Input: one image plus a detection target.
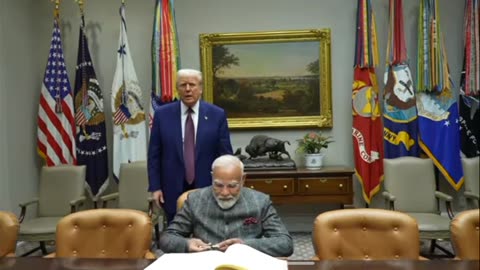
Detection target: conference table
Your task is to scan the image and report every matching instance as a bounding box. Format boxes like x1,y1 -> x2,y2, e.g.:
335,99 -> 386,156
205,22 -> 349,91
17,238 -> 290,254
0,257 -> 479,270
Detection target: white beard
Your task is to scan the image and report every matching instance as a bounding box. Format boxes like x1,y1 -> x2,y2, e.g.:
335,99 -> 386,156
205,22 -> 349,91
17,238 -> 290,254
215,194 -> 240,209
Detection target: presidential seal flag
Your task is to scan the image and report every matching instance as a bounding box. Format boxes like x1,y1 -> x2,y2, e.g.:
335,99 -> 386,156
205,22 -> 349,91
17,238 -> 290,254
74,13 -> 109,199
111,3 -> 147,180
416,0 -> 463,189
150,0 -> 181,130
459,0 -> 480,158
383,0 -> 419,158
37,16 -> 76,166
352,0 -> 384,204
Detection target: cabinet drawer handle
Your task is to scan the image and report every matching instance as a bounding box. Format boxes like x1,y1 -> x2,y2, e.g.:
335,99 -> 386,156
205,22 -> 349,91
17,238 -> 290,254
305,184 -> 309,189
339,183 -> 343,189
265,180 -> 272,184
283,185 -> 288,191
319,178 -> 328,183
250,186 -> 255,189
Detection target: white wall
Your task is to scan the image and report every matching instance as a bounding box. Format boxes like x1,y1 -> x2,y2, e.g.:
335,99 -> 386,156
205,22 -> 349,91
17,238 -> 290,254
0,0 -> 467,219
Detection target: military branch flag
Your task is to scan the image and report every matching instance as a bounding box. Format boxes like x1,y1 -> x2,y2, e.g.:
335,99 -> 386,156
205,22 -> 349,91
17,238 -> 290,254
459,0 -> 480,157
383,0 -> 419,158
416,0 -> 463,189
111,3 -> 147,180
352,0 -> 384,204
74,14 -> 109,199
150,0 -> 181,130
37,16 -> 77,166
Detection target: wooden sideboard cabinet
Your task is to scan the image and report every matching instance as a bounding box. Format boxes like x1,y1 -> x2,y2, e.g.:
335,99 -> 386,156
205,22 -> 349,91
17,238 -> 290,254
245,166 -> 354,208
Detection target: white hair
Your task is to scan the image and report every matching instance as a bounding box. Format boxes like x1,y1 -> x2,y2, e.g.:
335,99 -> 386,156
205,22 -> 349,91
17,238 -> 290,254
177,69 -> 202,83
211,154 -> 244,173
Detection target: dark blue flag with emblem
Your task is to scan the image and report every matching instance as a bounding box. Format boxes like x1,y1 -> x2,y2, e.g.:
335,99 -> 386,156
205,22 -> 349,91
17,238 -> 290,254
383,0 -> 419,158
459,0 -> 480,158
459,92 -> 480,157
416,0 -> 463,190
74,14 -> 109,200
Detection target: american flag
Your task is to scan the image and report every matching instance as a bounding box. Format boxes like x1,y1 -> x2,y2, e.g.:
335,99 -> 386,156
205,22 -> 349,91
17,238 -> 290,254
37,19 -> 76,166
113,103 -> 131,125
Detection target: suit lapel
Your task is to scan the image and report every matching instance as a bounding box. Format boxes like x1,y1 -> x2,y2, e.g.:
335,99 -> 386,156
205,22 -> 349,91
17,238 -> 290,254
172,102 -> 183,160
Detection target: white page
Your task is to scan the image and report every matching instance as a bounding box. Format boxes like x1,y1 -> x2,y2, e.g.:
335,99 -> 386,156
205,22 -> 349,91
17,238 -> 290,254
145,250 -> 224,270
222,244 -> 288,270
144,244 -> 288,270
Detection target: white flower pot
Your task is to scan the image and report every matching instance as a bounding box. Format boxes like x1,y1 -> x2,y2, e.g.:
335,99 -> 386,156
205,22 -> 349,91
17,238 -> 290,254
304,153 -> 324,169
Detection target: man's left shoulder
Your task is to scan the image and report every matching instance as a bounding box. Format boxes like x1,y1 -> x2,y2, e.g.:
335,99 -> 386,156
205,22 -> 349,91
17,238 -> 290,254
200,101 -> 225,114
242,187 -> 270,202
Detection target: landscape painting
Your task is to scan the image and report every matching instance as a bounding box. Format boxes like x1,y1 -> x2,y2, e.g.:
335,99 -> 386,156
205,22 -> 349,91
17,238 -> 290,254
200,29 -> 332,129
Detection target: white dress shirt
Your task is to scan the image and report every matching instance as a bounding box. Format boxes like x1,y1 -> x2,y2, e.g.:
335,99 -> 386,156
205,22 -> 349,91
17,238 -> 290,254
181,101 -> 199,145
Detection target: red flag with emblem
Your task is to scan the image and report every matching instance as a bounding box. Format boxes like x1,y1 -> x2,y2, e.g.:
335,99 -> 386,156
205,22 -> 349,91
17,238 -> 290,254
352,0 -> 384,204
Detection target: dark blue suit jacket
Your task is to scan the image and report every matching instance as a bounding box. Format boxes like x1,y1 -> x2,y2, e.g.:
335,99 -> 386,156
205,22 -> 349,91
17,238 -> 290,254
148,100 -> 232,217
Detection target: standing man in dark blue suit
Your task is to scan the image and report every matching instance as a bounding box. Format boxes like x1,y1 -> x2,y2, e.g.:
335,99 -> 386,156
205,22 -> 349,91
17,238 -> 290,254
148,68 -> 233,223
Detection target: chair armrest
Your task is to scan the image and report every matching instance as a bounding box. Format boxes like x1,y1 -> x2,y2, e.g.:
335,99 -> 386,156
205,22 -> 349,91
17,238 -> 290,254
434,191 -> 453,202
144,251 -> 156,259
435,191 -> 454,219
148,197 -> 155,217
382,191 -> 396,210
100,193 -> 119,208
44,253 -> 56,258
18,198 -> 39,222
69,196 -> 86,213
464,191 -> 480,201
19,198 -> 39,208
382,191 -> 396,201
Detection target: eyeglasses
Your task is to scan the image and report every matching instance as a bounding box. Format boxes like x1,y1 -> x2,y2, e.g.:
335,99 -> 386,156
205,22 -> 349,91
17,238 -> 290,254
213,180 -> 241,189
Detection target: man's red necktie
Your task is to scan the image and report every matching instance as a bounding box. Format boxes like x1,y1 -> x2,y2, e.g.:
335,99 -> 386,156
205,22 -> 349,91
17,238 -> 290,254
184,108 -> 195,184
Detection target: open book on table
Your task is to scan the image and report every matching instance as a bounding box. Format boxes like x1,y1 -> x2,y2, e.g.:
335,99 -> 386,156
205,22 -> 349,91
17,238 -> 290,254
145,243 -> 288,270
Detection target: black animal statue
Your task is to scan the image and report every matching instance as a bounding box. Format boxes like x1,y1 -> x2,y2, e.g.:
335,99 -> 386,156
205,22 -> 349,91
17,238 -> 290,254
245,135 -> 291,160
233,147 -> 248,161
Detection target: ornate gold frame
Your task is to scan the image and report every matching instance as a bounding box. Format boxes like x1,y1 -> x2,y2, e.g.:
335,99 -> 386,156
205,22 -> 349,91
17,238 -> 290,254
200,29 -> 332,129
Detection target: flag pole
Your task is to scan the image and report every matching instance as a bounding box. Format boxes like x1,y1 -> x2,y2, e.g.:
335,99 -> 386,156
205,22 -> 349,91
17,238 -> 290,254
52,0 -> 64,113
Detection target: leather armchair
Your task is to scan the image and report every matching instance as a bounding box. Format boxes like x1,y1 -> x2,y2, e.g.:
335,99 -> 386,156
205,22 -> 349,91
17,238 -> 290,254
383,157 -> 453,257
18,165 -> 86,255
176,189 -> 198,211
461,157 -> 479,209
0,211 -> 19,257
101,161 -> 165,248
49,209 -> 155,259
450,209 -> 479,260
312,208 -> 422,260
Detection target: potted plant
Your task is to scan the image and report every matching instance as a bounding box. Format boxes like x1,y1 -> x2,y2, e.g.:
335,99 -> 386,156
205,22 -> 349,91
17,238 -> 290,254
297,131 -> 334,169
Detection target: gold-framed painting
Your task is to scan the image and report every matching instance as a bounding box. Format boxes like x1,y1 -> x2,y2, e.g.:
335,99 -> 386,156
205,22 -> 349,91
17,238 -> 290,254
199,29 -> 332,129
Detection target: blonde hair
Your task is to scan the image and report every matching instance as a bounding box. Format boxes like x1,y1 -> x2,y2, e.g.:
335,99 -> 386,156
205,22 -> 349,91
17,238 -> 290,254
177,69 -> 202,83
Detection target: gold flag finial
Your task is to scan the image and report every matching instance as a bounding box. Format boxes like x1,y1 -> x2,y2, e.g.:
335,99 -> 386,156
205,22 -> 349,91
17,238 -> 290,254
74,0 -> 85,14
51,0 -> 61,18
